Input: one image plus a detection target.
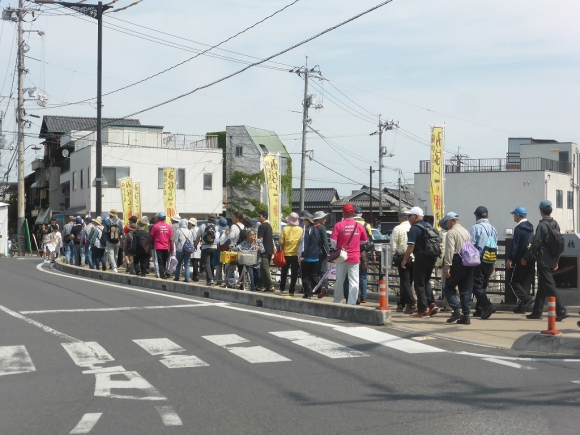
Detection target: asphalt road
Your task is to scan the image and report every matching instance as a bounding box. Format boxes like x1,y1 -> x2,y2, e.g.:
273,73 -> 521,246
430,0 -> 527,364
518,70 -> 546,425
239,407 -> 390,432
1,257 -> 579,435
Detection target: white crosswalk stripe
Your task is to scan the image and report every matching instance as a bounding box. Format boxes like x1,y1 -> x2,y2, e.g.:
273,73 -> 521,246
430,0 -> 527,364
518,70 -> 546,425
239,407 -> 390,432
0,345 -> 36,376
202,334 -> 291,364
270,330 -> 369,359
133,338 -> 209,368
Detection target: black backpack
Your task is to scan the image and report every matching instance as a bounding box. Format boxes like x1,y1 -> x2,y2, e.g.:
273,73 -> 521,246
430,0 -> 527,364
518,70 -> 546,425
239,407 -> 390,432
416,223 -> 442,258
236,223 -> 247,245
203,223 -> 216,244
541,221 -> 565,258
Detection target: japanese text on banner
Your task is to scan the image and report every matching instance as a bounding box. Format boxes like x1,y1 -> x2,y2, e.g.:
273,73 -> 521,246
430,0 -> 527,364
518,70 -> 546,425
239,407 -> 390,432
119,178 -> 134,226
430,126 -> 444,226
163,168 -> 178,220
263,154 -> 280,234
133,182 -> 141,219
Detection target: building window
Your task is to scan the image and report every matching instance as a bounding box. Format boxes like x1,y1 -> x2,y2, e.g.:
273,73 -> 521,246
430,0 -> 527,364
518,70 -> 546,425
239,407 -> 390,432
568,191 -> 574,209
556,190 -> 563,208
235,146 -> 243,157
72,171 -> 78,190
102,167 -> 130,188
259,144 -> 269,154
203,173 -> 212,190
559,151 -> 569,162
158,168 -> 185,189
80,169 -> 84,189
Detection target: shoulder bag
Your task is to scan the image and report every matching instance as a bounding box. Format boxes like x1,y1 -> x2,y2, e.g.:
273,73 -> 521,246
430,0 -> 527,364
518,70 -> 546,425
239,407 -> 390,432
329,224 -> 359,264
180,229 -> 196,254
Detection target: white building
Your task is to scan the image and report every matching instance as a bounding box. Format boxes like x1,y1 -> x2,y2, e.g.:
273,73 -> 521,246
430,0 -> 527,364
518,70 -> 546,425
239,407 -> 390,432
55,123 -> 223,219
414,138 -> 578,238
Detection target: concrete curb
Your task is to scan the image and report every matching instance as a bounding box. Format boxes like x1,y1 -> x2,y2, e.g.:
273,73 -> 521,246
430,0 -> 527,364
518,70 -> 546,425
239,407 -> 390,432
53,263 -> 391,326
511,332 -> 580,355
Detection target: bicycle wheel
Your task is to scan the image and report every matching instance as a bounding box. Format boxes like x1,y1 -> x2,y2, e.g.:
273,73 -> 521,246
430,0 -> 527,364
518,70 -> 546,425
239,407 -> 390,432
224,264 -> 238,288
242,266 -> 252,291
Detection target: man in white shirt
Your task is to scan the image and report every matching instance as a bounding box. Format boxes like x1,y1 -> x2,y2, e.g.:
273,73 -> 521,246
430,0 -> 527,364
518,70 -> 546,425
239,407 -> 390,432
391,210 -> 416,313
229,212 -> 245,245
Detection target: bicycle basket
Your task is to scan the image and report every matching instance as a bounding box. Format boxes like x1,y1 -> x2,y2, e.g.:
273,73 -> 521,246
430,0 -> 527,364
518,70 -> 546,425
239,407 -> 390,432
238,251 -> 258,265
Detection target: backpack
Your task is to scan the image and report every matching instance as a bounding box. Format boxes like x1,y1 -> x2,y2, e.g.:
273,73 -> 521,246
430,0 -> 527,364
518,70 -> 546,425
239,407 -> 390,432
461,240 -> 481,267
541,221 -> 565,258
203,223 -> 216,244
132,230 -> 149,254
88,227 -> 99,247
235,223 -> 247,245
416,224 -> 442,258
359,222 -> 374,253
478,223 -> 498,264
74,230 -> 82,244
127,232 -> 136,255
109,220 -> 120,244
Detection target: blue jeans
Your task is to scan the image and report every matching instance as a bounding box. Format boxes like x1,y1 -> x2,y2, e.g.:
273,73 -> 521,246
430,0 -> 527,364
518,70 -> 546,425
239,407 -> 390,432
175,251 -> 191,281
85,244 -> 94,269
64,241 -> 74,264
92,247 -> 106,270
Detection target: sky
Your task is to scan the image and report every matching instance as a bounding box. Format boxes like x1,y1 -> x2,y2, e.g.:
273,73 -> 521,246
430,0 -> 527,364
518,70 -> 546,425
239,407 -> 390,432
0,0 -> 579,197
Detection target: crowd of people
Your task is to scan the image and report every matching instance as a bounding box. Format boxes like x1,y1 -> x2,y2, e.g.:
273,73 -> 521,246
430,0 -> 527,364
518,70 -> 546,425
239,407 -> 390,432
391,199 -> 573,326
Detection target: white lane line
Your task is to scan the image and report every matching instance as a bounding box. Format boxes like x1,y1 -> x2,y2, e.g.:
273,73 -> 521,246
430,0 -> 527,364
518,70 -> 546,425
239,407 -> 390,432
133,338 -> 209,368
61,342 -> 115,369
202,334 -> 250,347
270,330 -> 368,359
228,346 -> 291,364
155,405 -> 183,426
0,303 -> 79,342
335,326 -> 447,354
482,357 -> 536,370
21,304 -> 208,314
69,413 -> 103,434
572,381 -> 580,384
456,351 -> 580,363
0,345 -> 36,376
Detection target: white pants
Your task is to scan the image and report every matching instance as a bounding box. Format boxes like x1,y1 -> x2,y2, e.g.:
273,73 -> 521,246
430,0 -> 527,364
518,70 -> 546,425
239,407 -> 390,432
334,262 -> 359,304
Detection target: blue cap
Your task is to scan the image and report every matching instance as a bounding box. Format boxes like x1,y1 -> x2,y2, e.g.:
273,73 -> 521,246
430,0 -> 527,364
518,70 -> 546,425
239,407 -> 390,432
354,206 -> 363,215
438,218 -> 446,228
75,217 -> 82,223
539,200 -> 552,210
510,206 -> 527,217
217,217 -> 228,228
443,212 -> 459,222
157,211 -> 166,219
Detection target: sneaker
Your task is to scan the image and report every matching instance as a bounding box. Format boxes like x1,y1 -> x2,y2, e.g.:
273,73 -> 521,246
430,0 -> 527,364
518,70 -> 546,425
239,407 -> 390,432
396,305 -> 405,313
289,292 -> 295,296
412,309 -> 430,318
173,278 -> 179,282
356,299 -> 361,305
523,298 -> 535,312
526,313 -> 543,320
577,321 -> 580,328
428,303 -> 439,317
183,280 -> 190,283
404,304 -> 417,315
556,310 -> 569,322
112,268 -> 118,273
480,304 -> 496,320
317,288 -> 326,299
302,294 -> 311,299
513,304 -> 526,314
446,311 -> 462,323
473,310 -> 482,318
457,316 -> 471,325
207,281 -> 216,286
360,298 -> 367,304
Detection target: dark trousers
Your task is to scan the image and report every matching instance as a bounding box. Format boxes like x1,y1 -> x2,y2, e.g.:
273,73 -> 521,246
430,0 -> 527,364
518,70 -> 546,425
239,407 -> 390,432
413,254 -> 436,312
280,255 -> 299,293
509,262 -> 535,303
301,261 -> 319,297
473,262 -> 494,310
92,247 -> 106,270
531,266 -> 566,315
134,252 -> 150,276
443,254 -> 474,316
201,248 -> 216,282
396,256 -> 415,307
317,253 -> 329,290
190,258 -> 199,278
155,249 -> 169,278
260,255 -> 273,289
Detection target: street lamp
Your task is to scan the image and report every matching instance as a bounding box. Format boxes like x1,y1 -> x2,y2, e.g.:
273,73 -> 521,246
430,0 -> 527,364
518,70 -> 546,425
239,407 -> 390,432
34,1 -> 112,217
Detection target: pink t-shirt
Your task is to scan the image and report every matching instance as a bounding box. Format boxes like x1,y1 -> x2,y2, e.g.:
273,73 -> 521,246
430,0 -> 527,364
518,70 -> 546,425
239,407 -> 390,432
149,221 -> 174,250
331,218 -> 368,263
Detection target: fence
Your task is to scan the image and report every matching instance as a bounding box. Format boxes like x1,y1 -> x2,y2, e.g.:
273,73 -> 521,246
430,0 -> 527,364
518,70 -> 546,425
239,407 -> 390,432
419,157 -> 571,175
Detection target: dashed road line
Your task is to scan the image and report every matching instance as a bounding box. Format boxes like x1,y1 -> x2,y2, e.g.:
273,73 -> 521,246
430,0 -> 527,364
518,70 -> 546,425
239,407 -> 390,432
69,413 -> 102,434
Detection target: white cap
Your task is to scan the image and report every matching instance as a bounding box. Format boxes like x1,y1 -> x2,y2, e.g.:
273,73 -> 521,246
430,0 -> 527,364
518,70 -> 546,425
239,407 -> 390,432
407,206 -> 424,217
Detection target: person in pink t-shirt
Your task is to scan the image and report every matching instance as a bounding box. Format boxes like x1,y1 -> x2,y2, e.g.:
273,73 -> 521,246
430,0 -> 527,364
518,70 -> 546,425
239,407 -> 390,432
146,212 -> 174,279
330,203 -> 368,304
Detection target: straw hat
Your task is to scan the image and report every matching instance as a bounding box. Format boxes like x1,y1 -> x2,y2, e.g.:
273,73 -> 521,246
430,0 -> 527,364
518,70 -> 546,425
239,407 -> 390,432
285,212 -> 299,226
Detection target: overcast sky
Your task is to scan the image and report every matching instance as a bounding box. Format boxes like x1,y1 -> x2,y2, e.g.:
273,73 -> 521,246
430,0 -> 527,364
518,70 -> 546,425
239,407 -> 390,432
1,0 -> 579,197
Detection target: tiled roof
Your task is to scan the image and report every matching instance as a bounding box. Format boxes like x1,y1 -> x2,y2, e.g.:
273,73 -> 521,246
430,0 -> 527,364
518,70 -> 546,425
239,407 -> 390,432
40,116 -> 141,137
332,188 -> 414,210
292,188 -> 339,204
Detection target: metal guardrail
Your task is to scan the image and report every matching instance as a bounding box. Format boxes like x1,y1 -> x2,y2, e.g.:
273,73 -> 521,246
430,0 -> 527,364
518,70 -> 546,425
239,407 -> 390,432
419,157 -> 571,175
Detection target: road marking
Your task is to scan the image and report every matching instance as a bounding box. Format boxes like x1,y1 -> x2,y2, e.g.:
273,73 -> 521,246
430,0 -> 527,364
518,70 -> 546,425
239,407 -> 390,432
94,370 -> 166,400
0,303 -> 79,342
270,330 -> 368,359
155,406 -> 183,426
202,334 -> 250,347
482,357 -> 536,370
0,345 -> 36,376
203,334 -> 290,363
61,342 -> 115,369
335,326 -> 447,354
69,413 -> 102,434
133,338 -> 209,368
21,304 -> 209,314
228,346 -> 291,363
456,351 -> 580,363
572,381 -> 580,384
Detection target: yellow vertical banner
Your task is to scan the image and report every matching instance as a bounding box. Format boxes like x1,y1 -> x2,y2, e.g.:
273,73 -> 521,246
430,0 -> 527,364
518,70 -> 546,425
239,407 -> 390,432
263,154 -> 280,234
133,182 -> 141,219
163,168 -> 178,220
430,126 -> 444,226
119,177 -> 134,226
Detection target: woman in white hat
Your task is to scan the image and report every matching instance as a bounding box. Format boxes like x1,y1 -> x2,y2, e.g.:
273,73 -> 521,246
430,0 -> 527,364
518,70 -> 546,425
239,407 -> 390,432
278,212 -> 303,296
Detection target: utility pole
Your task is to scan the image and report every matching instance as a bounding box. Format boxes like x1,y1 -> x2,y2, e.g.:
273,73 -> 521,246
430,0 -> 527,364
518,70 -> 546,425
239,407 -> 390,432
398,169 -> 402,212
371,116 -> 398,216
16,0 -> 26,256
290,58 -> 322,212
369,166 -> 376,227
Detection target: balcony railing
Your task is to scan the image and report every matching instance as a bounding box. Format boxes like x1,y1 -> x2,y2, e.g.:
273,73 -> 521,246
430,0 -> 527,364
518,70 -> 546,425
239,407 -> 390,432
419,157 -> 571,175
